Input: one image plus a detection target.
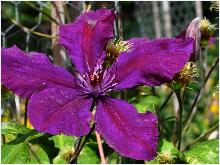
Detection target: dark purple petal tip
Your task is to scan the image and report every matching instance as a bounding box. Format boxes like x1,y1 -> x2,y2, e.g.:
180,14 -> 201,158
1,45 -> 77,98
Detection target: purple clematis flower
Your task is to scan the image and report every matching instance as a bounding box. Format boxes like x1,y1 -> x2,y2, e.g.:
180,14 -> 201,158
1,9 -> 194,160
176,17 -> 201,62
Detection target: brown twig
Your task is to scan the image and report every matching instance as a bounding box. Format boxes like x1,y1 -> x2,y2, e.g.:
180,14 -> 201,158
95,131 -> 106,164
9,18 -> 57,39
24,1 -> 60,25
51,1 -> 65,66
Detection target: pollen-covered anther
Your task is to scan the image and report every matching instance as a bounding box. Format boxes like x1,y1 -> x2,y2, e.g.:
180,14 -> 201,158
172,62 -> 199,86
104,38 -> 132,67
106,37 -> 132,56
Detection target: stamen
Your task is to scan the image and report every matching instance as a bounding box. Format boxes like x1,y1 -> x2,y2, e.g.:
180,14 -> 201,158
104,37 -> 132,68
90,70 -> 103,87
172,62 -> 199,87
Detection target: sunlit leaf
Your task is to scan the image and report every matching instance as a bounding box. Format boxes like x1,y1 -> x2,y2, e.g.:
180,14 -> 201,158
30,133 -> 59,163
134,95 -> 160,113
50,134 -> 75,148
28,144 -> 50,164
1,142 -> 29,164
2,123 -> 31,137
78,144 -> 100,164
107,152 -> 119,164
185,139 -> 219,164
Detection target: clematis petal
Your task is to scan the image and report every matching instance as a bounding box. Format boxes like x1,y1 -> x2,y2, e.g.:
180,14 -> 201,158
95,96 -> 158,160
1,46 -> 78,98
111,38 -> 194,90
176,17 -> 201,62
59,9 -> 115,74
128,37 -> 150,45
28,88 -> 93,136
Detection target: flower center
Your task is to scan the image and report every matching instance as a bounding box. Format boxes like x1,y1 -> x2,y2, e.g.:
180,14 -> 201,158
90,70 -> 103,87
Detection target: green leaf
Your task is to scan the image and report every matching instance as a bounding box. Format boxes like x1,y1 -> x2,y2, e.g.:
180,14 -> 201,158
145,158 -> 160,164
2,123 -> 31,137
28,144 -> 50,164
50,134 -> 75,148
30,134 -> 59,164
185,139 -> 219,164
53,143 -> 100,164
2,123 -> 59,164
107,152 -> 119,164
7,130 -> 40,145
78,144 -> 100,164
145,139 -> 184,164
1,142 -> 29,164
51,134 -> 75,163
134,96 -> 160,113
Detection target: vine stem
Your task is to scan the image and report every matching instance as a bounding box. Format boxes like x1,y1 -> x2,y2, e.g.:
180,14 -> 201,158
24,99 -> 28,126
183,57 -> 219,133
172,90 -> 183,150
69,124 -> 96,164
69,100 -> 96,164
182,123 -> 219,151
158,91 -> 173,112
95,131 -> 106,164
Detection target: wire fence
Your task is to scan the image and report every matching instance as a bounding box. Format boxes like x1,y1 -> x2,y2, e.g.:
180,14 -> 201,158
1,1 -> 203,51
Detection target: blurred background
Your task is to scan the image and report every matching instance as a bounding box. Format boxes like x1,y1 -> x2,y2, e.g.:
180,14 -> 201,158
1,1 -> 219,164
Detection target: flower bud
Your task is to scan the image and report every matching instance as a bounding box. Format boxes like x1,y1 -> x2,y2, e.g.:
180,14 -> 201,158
176,17 -> 201,62
60,146 -> 74,163
199,18 -> 216,46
